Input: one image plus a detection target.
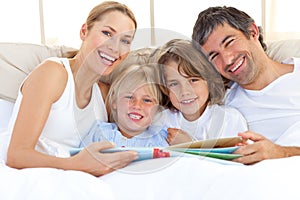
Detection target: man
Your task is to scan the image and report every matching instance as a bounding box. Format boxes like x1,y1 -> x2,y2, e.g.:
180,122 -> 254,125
192,6 -> 300,164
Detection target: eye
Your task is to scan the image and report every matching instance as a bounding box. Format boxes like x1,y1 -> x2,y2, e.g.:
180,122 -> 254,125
225,38 -> 234,48
124,95 -> 133,100
121,38 -> 132,45
209,38 -> 235,61
102,31 -> 111,37
189,78 -> 200,83
143,98 -> 154,103
209,53 -> 218,62
167,81 -> 178,88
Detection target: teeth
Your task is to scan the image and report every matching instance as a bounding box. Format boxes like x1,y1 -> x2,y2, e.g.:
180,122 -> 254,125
128,113 -> 142,119
231,59 -> 243,72
100,52 -> 116,62
181,98 -> 195,104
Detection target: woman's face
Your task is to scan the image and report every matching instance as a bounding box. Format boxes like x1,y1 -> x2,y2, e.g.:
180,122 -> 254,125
80,11 -> 136,76
165,60 -> 209,121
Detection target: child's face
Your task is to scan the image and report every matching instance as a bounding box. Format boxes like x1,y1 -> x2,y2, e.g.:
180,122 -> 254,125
165,60 -> 209,121
113,85 -> 159,137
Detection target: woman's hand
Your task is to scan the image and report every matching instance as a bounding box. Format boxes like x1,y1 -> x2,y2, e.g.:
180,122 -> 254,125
71,141 -> 138,176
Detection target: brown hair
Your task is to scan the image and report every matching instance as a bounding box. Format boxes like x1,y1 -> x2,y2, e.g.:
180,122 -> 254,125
157,39 -> 225,111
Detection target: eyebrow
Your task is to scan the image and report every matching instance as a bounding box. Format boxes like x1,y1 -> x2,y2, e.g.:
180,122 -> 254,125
122,91 -> 133,95
104,25 -> 116,33
104,25 -> 134,38
166,79 -> 177,83
221,35 -> 233,45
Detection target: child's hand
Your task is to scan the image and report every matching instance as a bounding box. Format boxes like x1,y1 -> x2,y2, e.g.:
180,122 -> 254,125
167,128 -> 193,145
70,141 -> 138,176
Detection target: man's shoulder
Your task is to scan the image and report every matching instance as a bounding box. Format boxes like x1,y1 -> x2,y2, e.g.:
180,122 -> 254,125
224,83 -> 241,103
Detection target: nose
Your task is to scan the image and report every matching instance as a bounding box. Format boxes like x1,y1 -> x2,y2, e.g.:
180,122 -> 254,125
180,81 -> 193,97
220,49 -> 234,67
131,98 -> 142,109
106,35 -> 120,54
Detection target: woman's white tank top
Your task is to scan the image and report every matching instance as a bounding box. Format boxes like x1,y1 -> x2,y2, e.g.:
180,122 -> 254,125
8,57 -> 108,156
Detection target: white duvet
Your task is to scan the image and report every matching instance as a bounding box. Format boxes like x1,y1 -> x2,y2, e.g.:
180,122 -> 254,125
1,99 -> 300,200
0,154 -> 300,200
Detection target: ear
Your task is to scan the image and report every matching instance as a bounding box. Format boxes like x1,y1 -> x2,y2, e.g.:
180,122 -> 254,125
80,23 -> 88,40
112,100 -> 117,110
248,23 -> 259,39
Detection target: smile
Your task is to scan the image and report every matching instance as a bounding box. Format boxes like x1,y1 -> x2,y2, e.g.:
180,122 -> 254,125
128,113 -> 143,120
99,51 -> 117,62
181,98 -> 197,104
230,58 -> 244,73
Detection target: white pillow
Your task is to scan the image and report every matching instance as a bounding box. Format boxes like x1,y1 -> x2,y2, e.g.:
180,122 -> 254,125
0,42 -> 76,102
266,39 -> 300,62
1,39 -> 300,104
0,39 -> 300,138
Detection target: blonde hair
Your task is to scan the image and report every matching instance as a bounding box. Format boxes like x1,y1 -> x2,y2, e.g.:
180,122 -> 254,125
101,47 -> 159,84
157,39 -> 225,110
86,1 -> 137,31
67,1 -> 137,58
106,64 -> 162,122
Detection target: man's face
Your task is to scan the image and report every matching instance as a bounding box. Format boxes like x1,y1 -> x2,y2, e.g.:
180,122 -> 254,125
201,23 -> 259,86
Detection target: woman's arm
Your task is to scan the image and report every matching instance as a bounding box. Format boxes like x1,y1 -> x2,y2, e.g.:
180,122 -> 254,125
7,59 -> 68,169
6,60 -> 137,176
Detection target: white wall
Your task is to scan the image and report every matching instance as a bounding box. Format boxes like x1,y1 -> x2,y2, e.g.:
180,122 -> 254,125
0,0 -> 299,49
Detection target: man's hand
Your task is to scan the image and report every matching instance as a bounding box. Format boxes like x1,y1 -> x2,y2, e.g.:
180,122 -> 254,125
233,131 -> 289,165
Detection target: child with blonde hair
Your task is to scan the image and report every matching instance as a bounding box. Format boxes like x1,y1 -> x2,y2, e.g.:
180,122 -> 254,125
155,39 -> 248,145
81,48 -> 168,147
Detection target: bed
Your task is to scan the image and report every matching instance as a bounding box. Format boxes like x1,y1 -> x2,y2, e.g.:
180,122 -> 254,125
1,40 -> 300,200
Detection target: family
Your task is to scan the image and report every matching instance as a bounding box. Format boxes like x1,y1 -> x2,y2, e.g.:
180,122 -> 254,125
4,1 -> 300,177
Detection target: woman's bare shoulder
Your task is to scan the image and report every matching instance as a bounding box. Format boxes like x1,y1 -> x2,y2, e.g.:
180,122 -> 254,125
22,58 -> 69,102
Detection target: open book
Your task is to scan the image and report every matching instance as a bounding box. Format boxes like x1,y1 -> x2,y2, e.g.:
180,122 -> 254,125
166,136 -> 242,160
70,137 -> 243,165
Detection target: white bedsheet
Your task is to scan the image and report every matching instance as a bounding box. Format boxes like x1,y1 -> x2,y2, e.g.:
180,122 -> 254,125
0,99 -> 13,133
0,159 -> 114,200
102,156 -> 300,200
1,99 -> 300,200
0,155 -> 299,200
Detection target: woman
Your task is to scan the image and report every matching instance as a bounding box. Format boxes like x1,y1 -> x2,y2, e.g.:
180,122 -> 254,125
6,1 -> 138,177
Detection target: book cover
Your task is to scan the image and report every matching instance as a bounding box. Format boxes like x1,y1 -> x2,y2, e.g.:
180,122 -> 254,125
70,137 -> 243,164
166,136 -> 243,161
167,136 -> 243,149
